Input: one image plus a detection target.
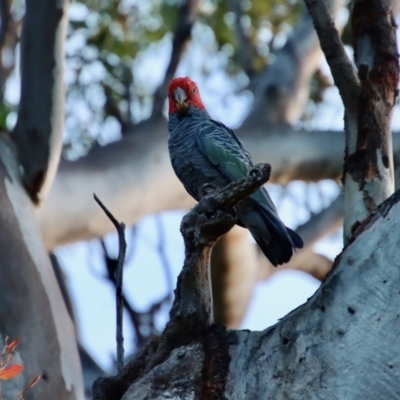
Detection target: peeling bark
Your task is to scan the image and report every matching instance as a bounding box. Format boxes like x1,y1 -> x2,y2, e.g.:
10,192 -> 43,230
343,0 -> 399,240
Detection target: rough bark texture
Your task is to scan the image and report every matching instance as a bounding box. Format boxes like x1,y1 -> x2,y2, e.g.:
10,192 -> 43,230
0,137 -> 84,400
12,0 -> 69,204
92,166 -> 400,399
343,0 -> 398,240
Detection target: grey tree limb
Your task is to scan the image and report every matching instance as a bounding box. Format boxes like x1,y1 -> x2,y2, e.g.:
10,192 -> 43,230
11,0 -> 69,204
296,193 -> 343,245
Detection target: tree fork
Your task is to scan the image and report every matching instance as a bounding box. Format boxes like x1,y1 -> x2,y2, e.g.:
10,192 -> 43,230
92,164 -> 271,400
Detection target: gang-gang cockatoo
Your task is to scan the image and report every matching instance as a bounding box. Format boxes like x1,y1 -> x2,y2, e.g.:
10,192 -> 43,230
167,77 -> 303,266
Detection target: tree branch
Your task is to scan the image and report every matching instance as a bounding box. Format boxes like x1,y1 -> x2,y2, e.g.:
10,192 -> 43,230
170,163 -> 271,326
11,0 -> 70,204
303,0 -> 360,112
211,226 -> 259,328
94,194 -> 126,373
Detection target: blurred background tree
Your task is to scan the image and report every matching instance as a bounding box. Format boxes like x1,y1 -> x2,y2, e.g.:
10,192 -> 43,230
0,0 -> 399,398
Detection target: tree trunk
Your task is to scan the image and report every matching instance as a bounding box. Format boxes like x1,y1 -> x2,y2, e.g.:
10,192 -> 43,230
0,137 -> 83,400
343,0 -> 398,242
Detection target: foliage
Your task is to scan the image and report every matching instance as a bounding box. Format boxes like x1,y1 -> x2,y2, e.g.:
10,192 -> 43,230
0,337 -> 40,400
62,0 -> 307,158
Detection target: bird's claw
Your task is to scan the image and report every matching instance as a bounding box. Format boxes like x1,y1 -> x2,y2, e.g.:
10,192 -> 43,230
249,167 -> 261,178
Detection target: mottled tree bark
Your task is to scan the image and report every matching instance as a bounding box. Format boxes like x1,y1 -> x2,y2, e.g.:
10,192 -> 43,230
344,0 -> 398,240
305,0 -> 399,243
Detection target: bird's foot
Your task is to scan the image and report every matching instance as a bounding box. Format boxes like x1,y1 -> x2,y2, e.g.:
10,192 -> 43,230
249,163 -> 271,179
249,167 -> 262,178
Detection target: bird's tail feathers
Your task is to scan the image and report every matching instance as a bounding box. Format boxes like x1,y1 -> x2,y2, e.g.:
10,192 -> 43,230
239,201 -> 303,266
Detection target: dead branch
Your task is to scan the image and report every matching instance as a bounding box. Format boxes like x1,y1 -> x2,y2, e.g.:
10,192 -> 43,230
94,194 -> 127,373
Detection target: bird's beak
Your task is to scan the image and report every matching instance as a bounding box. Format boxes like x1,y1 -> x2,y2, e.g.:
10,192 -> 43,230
174,87 -> 188,113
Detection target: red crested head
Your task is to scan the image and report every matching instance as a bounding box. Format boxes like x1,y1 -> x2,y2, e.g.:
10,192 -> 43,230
167,77 -> 206,115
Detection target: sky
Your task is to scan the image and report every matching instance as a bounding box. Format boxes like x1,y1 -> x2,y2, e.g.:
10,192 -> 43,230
28,2 -> 400,374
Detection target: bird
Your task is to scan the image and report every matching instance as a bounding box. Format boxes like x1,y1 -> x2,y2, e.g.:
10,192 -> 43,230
167,77 -> 303,266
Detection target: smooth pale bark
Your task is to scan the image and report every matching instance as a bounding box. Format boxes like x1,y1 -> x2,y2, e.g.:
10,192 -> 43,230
12,0 -> 69,204
0,137 -> 84,400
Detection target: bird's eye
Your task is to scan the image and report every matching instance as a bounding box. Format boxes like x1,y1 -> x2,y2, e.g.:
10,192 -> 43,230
192,87 -> 196,94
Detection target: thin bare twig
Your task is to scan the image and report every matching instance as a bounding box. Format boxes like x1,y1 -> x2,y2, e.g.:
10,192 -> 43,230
94,194 -> 126,373
303,0 -> 360,112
